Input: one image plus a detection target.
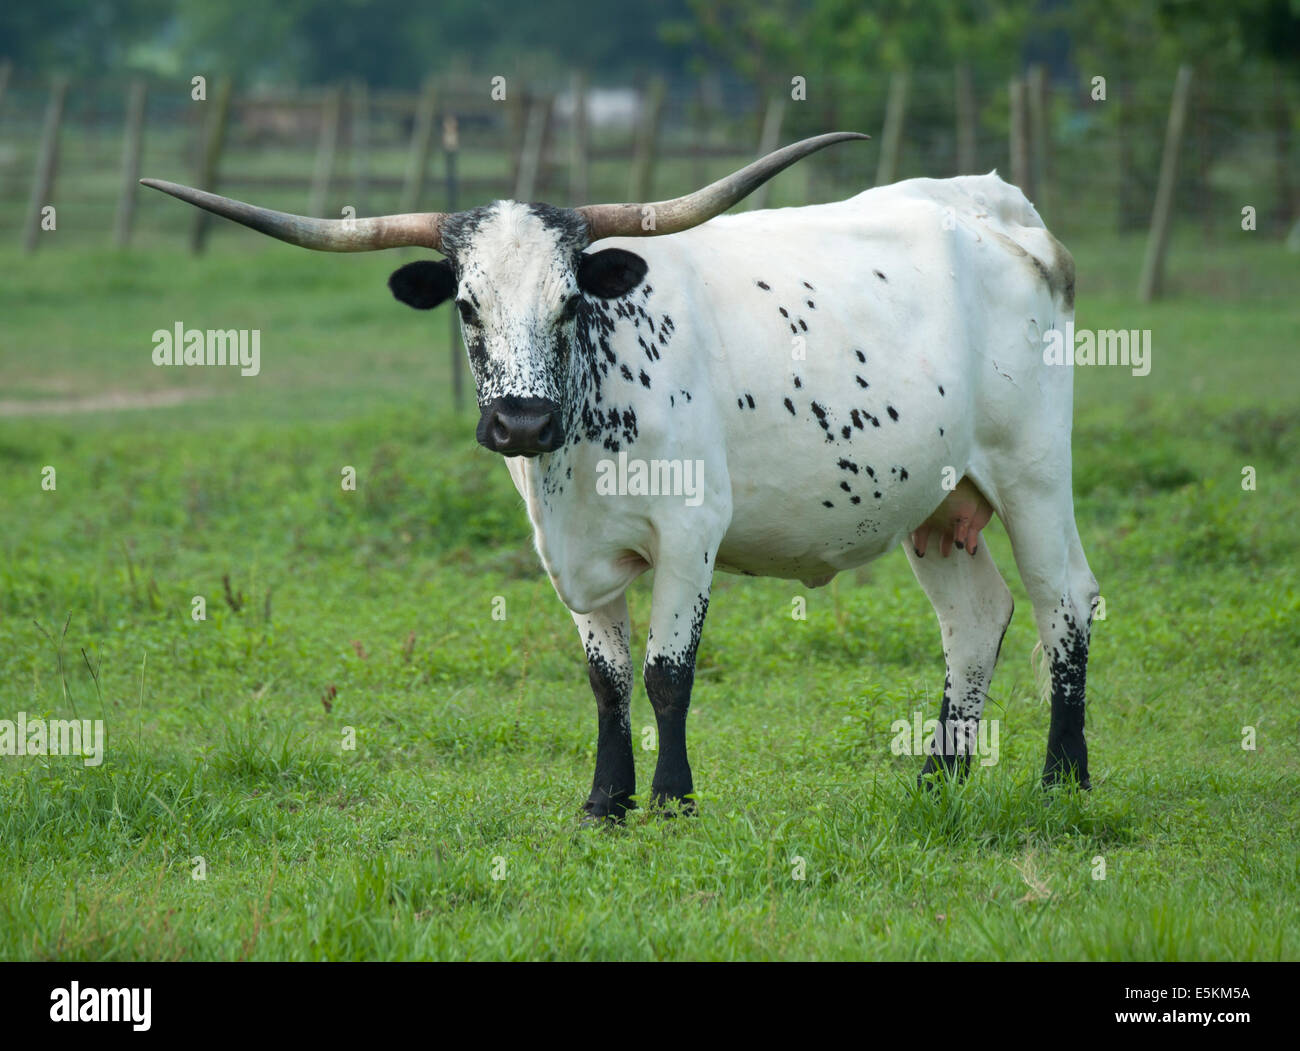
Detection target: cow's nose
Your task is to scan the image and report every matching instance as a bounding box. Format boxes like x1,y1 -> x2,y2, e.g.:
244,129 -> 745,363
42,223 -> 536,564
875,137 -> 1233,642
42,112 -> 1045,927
477,397 -> 565,457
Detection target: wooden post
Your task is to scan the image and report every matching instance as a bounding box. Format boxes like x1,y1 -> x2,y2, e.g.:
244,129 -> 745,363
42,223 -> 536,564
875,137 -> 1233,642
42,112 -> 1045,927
514,96 -> 549,202
444,114 -> 464,412
401,76 -> 438,212
1027,64 -> 1049,216
568,71 -> 588,206
23,77 -> 68,253
875,70 -> 909,187
748,96 -> 786,210
190,76 -> 232,253
114,80 -> 147,247
350,79 -> 369,216
1138,65 -> 1194,303
955,63 -> 977,174
628,77 -> 665,200
309,85 -> 342,216
1008,76 -> 1031,197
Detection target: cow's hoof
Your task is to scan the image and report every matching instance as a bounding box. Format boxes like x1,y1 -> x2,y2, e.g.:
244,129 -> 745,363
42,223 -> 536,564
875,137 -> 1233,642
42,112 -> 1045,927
648,791 -> 697,818
1041,765 -> 1091,792
581,794 -> 634,825
917,754 -> 970,790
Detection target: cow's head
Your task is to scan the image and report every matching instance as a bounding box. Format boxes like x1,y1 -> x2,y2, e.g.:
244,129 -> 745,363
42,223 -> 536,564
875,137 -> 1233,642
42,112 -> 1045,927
141,133 -> 867,458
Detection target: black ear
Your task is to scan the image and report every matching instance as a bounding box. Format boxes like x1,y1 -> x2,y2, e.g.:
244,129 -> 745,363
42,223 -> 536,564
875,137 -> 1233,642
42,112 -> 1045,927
577,248 -> 648,299
388,260 -> 455,310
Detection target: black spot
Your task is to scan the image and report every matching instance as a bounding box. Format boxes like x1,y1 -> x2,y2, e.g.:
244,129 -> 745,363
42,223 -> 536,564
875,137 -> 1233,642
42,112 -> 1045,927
850,495 -> 861,504
757,280 -> 771,290
803,281 -> 814,290
856,375 -> 868,388
822,500 -> 834,508
874,270 -> 887,281
837,459 -> 858,473
793,377 -> 803,389
745,393 -> 755,409
855,349 -> 866,363
620,364 -> 634,382
850,409 -> 864,430
840,481 -> 851,492
779,306 -> 789,317
798,319 -> 807,331
899,468 -> 909,481
939,426 -> 945,436
887,406 -> 899,421
938,385 -> 945,396
737,397 -> 745,409
874,490 -> 882,498
841,426 -> 852,439
806,300 -> 815,309
784,397 -> 796,415
790,324 -> 798,335
639,370 -> 651,389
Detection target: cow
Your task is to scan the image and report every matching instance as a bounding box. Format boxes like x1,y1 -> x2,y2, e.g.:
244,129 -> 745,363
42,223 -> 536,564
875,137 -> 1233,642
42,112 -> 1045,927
143,132 -> 1099,821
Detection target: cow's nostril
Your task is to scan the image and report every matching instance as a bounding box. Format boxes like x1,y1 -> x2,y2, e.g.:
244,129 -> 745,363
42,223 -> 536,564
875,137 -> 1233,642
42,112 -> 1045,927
491,416 -> 511,448
536,418 -> 554,447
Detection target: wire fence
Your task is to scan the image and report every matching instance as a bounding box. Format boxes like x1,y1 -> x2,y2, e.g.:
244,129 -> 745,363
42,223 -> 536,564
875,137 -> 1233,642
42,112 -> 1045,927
1,64 -> 1295,254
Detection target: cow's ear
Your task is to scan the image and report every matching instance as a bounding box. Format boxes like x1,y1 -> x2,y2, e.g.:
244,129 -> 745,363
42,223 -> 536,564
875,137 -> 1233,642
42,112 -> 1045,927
577,248 -> 647,299
388,260 -> 455,310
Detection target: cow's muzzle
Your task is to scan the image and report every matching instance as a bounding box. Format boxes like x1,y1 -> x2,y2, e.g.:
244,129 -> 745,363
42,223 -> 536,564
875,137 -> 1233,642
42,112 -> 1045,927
476,396 -> 565,457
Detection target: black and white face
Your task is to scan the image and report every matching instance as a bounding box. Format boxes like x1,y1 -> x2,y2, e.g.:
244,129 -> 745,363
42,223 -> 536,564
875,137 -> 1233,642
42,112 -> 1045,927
388,201 -> 647,458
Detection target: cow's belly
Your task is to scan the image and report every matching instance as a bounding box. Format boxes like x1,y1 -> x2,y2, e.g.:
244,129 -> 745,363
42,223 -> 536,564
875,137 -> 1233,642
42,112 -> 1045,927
714,406 -> 974,586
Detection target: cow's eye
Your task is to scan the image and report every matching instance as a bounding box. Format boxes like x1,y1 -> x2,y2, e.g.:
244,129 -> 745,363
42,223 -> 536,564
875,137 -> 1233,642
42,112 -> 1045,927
456,299 -> 477,325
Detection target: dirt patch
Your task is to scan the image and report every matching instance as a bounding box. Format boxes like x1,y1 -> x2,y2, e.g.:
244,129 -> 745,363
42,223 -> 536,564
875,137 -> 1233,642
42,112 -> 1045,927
0,389 -> 208,417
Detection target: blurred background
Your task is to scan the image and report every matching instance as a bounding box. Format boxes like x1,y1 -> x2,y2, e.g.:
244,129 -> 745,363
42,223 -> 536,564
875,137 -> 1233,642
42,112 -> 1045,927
1,0 -> 1297,249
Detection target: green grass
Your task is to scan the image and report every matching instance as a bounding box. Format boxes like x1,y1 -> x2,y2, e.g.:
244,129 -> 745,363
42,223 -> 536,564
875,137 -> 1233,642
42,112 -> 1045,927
0,229 -> 1297,960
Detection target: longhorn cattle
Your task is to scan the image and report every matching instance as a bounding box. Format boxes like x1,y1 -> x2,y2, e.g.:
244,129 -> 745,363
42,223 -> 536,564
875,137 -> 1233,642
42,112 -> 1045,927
143,133 -> 1099,820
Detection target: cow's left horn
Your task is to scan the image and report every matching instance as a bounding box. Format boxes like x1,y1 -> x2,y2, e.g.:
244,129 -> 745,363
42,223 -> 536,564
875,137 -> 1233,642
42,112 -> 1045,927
139,179 -> 444,251
576,131 -> 869,242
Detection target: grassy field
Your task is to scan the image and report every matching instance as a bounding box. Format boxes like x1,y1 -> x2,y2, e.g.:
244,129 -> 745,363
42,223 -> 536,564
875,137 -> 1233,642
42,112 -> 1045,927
0,228 -> 1297,961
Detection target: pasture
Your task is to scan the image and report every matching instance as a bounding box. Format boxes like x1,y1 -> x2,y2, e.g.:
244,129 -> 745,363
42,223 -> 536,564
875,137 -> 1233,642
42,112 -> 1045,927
0,228 -> 1297,961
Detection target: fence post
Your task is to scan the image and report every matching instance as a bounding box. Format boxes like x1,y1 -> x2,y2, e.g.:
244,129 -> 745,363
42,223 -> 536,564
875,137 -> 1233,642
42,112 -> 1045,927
749,96 -> 786,209
628,77 -> 665,200
350,78 -> 369,216
1138,65 -> 1194,303
309,85 -> 342,216
955,63 -> 977,174
514,96 -> 549,202
1008,76 -> 1031,197
401,76 -> 438,212
875,70 -> 909,187
114,80 -> 147,247
23,77 -> 68,253
1027,64 -> 1049,216
190,76 -> 232,254
444,114 -> 464,412
568,71 -> 588,206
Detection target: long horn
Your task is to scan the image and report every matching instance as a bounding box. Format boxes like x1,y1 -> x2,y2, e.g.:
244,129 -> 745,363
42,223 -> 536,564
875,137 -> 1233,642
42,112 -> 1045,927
139,179 -> 444,251
577,131 -> 869,241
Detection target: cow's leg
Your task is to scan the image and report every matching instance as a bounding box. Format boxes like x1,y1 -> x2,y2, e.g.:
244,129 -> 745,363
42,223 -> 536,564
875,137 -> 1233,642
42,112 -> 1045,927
573,594 -> 636,822
996,484 -> 1100,789
642,559 -> 713,814
905,541 -> 1014,783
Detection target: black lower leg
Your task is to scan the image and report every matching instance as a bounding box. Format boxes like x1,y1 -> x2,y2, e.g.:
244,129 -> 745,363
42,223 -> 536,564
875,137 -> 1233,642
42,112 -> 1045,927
1042,614 -> 1091,789
644,655 -> 695,813
584,657 -> 635,821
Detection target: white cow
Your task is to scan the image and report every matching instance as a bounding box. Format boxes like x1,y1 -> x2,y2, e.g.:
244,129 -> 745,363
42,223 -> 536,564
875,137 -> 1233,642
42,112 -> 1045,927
145,134 -> 1099,820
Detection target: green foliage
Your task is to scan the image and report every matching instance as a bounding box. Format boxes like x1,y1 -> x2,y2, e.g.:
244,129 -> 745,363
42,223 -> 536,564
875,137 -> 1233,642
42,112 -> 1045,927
0,231 -> 1296,960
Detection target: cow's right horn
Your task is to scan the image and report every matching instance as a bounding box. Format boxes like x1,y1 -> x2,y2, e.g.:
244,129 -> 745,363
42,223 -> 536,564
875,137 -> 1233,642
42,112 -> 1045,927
140,179 -> 445,252
576,131 -> 869,242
